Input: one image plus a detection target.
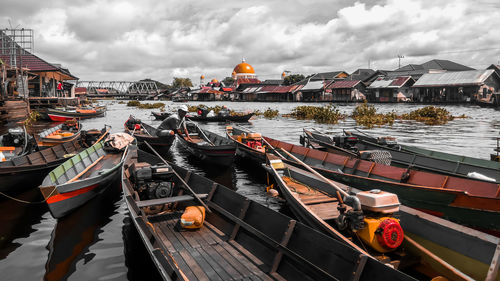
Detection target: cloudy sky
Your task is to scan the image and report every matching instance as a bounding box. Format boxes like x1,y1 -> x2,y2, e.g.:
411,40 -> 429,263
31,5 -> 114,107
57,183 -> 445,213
1,0 -> 499,84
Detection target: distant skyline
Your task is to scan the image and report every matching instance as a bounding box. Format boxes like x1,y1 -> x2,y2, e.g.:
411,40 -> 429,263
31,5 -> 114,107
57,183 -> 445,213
1,0 -> 499,84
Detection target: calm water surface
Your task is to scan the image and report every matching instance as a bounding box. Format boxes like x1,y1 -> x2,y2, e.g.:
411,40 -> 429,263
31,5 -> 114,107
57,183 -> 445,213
0,100 -> 499,281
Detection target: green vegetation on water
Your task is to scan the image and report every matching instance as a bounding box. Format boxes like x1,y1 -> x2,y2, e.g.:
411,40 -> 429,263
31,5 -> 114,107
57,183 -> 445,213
127,100 -> 165,109
290,105 -> 345,124
400,106 -> 455,125
284,103 -> 463,127
352,102 -> 396,128
254,108 -> 279,119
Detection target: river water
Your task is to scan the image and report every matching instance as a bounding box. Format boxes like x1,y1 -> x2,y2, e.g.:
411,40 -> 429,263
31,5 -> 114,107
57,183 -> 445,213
0,100 -> 498,281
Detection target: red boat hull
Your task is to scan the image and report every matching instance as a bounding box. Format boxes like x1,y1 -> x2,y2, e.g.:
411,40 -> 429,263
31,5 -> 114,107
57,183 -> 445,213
48,114 -> 75,122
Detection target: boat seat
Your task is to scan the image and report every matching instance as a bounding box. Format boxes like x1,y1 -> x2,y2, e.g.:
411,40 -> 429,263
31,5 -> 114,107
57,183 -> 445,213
137,194 -> 208,208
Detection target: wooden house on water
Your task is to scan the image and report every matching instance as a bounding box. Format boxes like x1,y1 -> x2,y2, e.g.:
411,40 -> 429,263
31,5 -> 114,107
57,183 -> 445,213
325,80 -> 366,102
367,76 -> 415,102
412,69 -> 500,103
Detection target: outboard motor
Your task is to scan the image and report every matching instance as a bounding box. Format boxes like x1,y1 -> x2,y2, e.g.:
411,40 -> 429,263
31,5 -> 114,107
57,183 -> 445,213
129,162 -> 175,201
333,135 -> 358,150
1,128 -> 25,147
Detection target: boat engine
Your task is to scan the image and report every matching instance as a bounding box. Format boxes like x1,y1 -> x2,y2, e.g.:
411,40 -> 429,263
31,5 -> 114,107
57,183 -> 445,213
1,128 -> 25,147
355,189 -> 404,253
129,162 -> 175,201
333,135 -> 358,150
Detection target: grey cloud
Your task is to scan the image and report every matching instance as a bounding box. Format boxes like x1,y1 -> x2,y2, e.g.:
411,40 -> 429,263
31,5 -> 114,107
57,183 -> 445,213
3,0 -> 500,82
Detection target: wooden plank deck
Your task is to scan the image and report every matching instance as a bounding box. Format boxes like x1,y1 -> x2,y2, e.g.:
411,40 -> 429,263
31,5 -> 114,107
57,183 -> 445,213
283,176 -> 340,221
152,212 -> 274,281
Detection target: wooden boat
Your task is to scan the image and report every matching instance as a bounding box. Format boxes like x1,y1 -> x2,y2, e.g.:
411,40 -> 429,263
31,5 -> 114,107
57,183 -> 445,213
186,112 -> 254,122
226,126 -> 266,163
37,121 -> 82,149
266,158 -> 499,281
0,126 -> 37,162
0,129 -> 108,194
176,123 -> 236,166
121,146 -> 416,281
151,111 -> 172,120
301,128 -> 359,158
39,133 -> 132,218
124,116 -> 175,149
44,177 -> 120,280
47,106 -> 106,121
264,136 -> 500,236
492,134 -> 499,162
343,129 -> 500,182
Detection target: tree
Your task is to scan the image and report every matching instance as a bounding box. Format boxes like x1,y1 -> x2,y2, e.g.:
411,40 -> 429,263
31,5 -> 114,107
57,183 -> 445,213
221,77 -> 235,86
172,77 -> 193,88
283,74 -> 305,85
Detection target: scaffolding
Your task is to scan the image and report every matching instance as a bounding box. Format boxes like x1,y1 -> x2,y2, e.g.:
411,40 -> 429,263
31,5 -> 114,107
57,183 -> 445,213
0,28 -> 34,68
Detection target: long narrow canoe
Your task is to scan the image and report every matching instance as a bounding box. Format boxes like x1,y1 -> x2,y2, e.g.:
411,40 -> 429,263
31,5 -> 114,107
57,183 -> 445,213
121,146 -> 416,281
302,128 -> 359,157
39,135 -> 129,218
176,123 -> 236,166
265,136 -> 500,236
47,106 -> 106,121
37,121 -> 82,149
226,126 -> 266,163
267,160 -> 484,280
0,129 -> 108,193
151,111 -> 171,120
349,130 -> 500,182
124,118 -> 175,149
267,159 -> 499,281
187,112 -> 254,122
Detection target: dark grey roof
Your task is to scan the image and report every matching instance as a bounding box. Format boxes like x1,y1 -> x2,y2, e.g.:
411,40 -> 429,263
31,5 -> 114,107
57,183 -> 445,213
261,79 -> 283,85
394,64 -> 423,71
309,71 -> 346,81
395,59 -> 474,72
347,69 -> 375,82
422,59 -> 474,71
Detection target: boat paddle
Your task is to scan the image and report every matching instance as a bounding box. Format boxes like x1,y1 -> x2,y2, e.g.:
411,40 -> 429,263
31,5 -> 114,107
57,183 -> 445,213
143,140 -> 212,213
279,147 -> 349,199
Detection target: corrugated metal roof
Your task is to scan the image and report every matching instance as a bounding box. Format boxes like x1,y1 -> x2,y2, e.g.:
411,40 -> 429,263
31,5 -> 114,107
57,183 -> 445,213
389,76 -> 412,87
413,69 -> 495,87
368,76 -> 412,88
368,78 -> 393,88
300,80 -> 325,91
327,80 -> 361,89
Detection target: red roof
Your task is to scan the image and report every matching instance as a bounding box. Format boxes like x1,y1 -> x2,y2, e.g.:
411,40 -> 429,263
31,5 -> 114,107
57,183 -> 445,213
259,85 -> 278,92
273,85 -> 296,93
198,88 -> 223,94
327,80 -> 361,89
75,87 -> 87,93
221,87 -> 234,92
0,53 -> 59,72
389,76 -> 412,87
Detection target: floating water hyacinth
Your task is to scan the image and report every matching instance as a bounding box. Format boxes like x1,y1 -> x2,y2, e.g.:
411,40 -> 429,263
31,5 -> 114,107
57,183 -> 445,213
290,105 -> 345,124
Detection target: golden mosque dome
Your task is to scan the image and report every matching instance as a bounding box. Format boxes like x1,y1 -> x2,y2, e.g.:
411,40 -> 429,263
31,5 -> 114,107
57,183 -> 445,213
211,78 -> 218,83
233,59 -> 255,74
200,75 -> 205,79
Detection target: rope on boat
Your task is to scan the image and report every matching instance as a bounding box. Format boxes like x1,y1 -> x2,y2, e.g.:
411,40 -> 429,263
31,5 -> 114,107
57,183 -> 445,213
0,186 -> 59,204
